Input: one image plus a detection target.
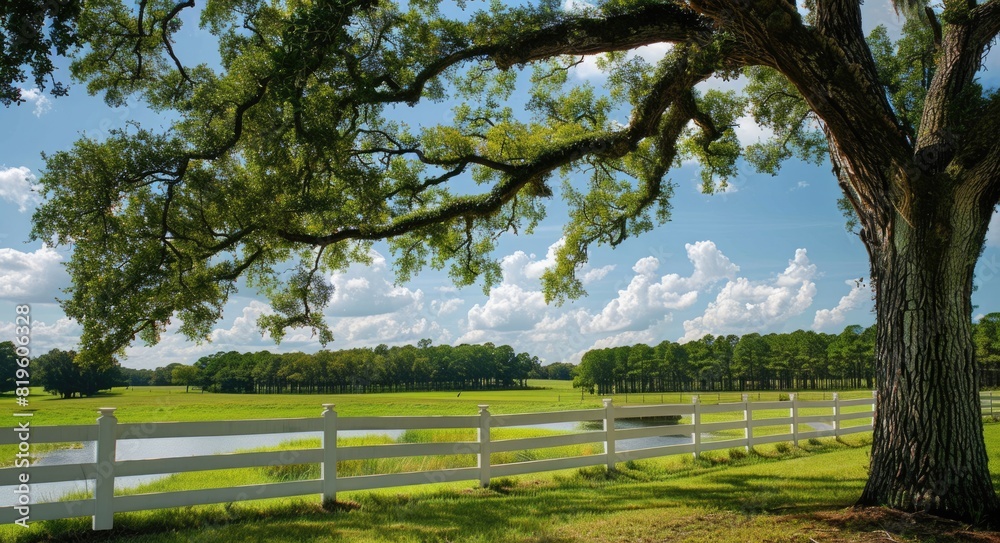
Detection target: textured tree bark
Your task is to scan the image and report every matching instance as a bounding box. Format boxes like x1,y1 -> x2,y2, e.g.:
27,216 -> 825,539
858,176 -> 1000,523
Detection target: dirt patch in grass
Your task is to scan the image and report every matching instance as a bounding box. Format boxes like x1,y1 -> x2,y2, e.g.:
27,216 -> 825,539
810,506 -> 1000,542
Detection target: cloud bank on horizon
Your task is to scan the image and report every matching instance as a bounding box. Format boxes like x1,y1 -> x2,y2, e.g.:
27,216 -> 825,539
0,235 -> 875,369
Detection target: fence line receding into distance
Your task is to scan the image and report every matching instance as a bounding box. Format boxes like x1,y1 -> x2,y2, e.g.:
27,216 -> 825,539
3,391 -> 998,530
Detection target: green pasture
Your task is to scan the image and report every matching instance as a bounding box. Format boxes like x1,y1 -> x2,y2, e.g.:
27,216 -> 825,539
0,384 -> 997,541
1,424 -> 997,542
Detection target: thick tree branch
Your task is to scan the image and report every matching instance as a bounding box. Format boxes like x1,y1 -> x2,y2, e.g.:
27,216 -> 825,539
367,3 -> 714,105
491,3 -> 713,68
813,0 -> 890,100
917,1 -> 1000,169
277,45 -> 722,247
971,0 -> 1000,52
692,0 -> 908,225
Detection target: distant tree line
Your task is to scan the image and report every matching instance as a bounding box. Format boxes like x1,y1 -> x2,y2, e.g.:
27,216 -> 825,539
575,317 -> 1000,394
7,313 -> 996,398
146,342 -> 545,394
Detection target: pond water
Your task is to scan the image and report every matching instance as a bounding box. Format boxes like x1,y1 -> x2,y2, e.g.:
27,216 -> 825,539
1,419 -> 693,507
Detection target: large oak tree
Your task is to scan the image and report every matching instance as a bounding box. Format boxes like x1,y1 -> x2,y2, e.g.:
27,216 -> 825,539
24,0 -> 1000,522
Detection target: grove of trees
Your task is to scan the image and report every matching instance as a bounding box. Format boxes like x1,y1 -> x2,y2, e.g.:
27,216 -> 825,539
576,326 -> 877,394
576,318 -> 1000,395
187,342 -> 541,394
31,348 -> 124,399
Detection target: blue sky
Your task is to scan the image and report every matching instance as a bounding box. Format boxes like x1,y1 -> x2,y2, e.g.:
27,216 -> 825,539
1,1 -> 999,369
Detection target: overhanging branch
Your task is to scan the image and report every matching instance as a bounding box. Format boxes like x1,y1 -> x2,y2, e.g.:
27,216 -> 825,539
277,45 -> 724,248
367,3 -> 713,105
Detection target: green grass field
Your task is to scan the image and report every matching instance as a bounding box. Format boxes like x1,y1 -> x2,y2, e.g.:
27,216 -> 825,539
2,424 -> 998,542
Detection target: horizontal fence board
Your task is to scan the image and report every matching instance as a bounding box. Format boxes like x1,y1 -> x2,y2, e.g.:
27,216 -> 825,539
0,462 -> 97,485
699,438 -> 748,453
797,429 -> 837,440
700,420 -> 747,433
0,424 -> 98,446
0,499 -> 95,524
613,425 -> 692,441
337,467 -> 479,492
118,418 -> 322,440
699,403 -> 745,415
797,415 -> 835,424
114,480 -> 322,513
338,416 -> 478,431
614,443 -> 696,462
838,412 -> 874,421
750,416 -> 793,426
339,442 -> 479,461
491,455 -> 604,478
749,433 -> 795,445
491,409 -> 604,428
801,400 -> 836,408
839,399 -> 874,407
616,404 -> 694,418
749,401 -> 792,410
115,449 -> 323,478
491,431 -> 605,453
840,424 -> 873,433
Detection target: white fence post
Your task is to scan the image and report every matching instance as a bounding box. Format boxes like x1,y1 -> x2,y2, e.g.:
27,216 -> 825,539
833,393 -> 841,438
691,396 -> 701,458
603,398 -> 616,471
742,394 -> 752,451
872,389 -> 877,427
322,404 -> 338,508
790,393 -> 798,447
93,408 -> 117,530
478,405 -> 491,487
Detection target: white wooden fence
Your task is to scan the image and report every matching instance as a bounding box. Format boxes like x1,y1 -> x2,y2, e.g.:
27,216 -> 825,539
0,391 -> 991,530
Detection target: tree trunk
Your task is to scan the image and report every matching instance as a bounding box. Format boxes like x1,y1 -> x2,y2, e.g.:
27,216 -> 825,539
858,178 -> 999,523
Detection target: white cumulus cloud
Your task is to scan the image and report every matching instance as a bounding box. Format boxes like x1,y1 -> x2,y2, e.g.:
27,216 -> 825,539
812,279 -> 871,331
327,251 -> 424,317
0,317 -> 81,353
467,282 -> 548,331
0,246 -> 67,301
680,248 -> 817,342
584,241 -> 738,333
0,166 -> 42,212
580,264 -> 615,284
18,88 -> 52,117
431,298 -> 464,317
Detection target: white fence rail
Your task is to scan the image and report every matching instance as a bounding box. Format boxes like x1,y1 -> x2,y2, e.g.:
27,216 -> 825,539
0,392 -> 992,530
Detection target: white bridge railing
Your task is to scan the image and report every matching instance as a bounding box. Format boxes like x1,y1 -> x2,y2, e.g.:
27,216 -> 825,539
1,391 -> 992,530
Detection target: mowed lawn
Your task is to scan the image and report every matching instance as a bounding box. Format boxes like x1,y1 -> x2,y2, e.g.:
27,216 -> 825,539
1,384 -> 998,542
3,426 -> 999,543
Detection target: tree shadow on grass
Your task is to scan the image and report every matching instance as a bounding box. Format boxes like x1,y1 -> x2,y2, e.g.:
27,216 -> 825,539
7,438 -> 998,543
